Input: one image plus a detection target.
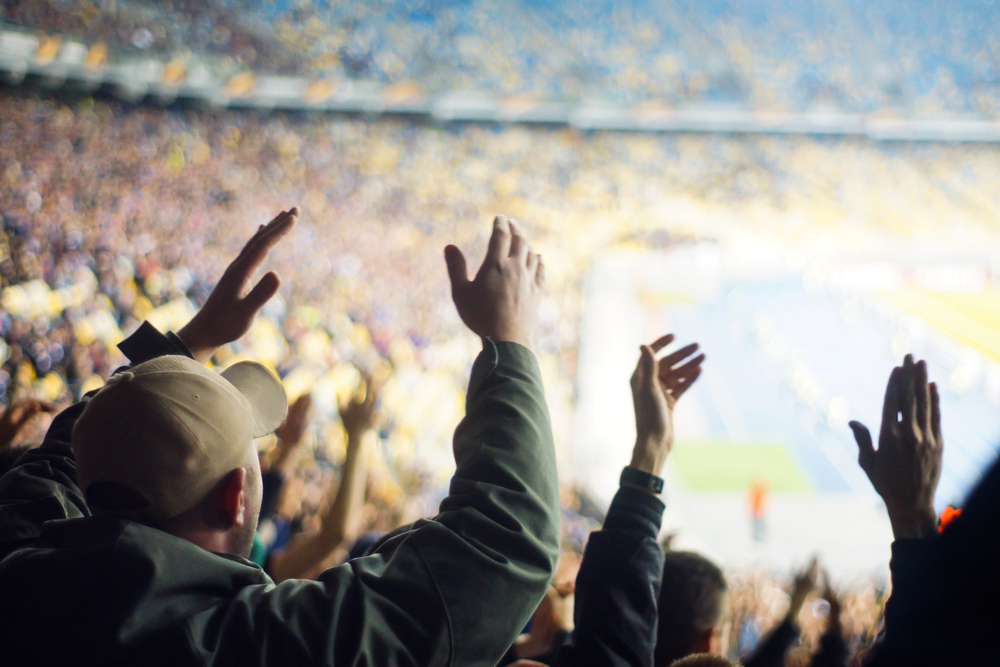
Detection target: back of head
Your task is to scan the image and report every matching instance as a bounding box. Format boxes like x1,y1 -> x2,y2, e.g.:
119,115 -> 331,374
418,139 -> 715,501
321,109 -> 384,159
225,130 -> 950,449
72,356 -> 286,524
669,654 -> 739,667
655,551 -> 728,667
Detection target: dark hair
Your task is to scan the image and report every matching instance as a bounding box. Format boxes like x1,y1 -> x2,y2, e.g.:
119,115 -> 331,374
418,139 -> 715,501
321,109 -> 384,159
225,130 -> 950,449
655,551 -> 728,667
0,444 -> 32,479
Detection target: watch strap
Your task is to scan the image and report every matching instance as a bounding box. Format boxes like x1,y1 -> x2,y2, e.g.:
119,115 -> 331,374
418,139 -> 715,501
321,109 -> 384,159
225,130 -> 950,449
620,466 -> 665,494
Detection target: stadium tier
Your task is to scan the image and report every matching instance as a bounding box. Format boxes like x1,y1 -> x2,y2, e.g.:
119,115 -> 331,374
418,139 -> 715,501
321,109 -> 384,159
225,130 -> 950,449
3,1 -> 1000,139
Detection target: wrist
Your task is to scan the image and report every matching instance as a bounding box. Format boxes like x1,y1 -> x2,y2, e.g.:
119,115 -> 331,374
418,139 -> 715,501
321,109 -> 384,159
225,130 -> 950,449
176,324 -> 215,364
620,466 -> 665,495
483,332 -> 532,349
886,504 -> 938,540
630,438 -> 668,477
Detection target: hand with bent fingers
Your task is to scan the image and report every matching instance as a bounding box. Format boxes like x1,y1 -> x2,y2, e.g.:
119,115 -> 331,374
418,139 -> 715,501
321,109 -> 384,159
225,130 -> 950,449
629,334 -> 705,479
444,215 -> 544,348
275,393 -> 313,448
179,207 -> 298,363
0,399 -> 56,449
849,354 -> 943,540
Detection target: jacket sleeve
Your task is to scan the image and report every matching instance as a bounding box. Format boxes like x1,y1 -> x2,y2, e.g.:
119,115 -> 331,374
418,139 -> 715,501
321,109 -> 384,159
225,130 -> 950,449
808,630 -> 848,667
195,339 -> 561,667
743,618 -> 799,667
555,485 -> 666,667
0,322 -> 192,560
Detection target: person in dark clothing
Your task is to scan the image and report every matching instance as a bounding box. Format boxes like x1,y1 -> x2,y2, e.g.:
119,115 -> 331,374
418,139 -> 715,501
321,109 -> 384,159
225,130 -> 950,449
502,333 -> 706,667
654,551 -> 728,666
743,559 -> 847,667
850,354 -> 1000,666
0,211 -> 562,667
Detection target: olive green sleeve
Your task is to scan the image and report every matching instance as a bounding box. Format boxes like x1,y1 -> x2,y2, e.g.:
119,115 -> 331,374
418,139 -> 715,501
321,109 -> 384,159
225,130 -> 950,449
201,340 -> 560,667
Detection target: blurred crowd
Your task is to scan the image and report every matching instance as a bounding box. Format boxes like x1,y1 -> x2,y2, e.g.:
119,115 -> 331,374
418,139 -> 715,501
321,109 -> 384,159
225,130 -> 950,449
5,57 -> 1000,662
3,0 -> 1000,113
720,570 -> 884,665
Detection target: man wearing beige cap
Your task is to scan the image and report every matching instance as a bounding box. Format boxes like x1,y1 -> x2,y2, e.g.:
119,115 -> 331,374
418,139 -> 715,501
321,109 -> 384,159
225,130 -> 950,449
0,209 -> 559,667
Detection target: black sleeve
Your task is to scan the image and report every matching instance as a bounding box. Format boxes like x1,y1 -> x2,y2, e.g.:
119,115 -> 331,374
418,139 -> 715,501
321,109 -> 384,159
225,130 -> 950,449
808,629 -> 848,667
743,618 -> 799,667
556,485 -> 665,667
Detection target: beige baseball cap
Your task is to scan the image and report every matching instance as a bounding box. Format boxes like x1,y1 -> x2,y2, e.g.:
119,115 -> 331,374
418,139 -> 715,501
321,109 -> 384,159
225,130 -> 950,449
72,355 -> 287,522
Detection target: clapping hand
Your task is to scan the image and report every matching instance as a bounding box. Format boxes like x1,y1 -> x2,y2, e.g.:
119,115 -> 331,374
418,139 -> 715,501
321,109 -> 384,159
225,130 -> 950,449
629,334 -> 705,478
179,208 -> 298,363
849,354 -> 942,540
444,215 -> 544,348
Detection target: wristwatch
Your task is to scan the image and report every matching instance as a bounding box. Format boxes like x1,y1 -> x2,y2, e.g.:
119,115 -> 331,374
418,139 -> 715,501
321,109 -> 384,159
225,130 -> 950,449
620,466 -> 665,494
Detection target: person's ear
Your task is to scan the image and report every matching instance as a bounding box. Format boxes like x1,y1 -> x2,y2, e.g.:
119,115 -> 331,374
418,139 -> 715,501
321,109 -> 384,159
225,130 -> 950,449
205,467 -> 247,530
692,627 -> 714,654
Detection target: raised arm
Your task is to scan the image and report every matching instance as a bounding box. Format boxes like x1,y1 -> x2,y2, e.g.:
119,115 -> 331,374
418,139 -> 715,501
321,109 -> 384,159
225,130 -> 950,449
744,558 -> 818,667
559,335 -> 704,667
268,381 -> 375,582
201,215 -> 560,667
0,207 -> 299,560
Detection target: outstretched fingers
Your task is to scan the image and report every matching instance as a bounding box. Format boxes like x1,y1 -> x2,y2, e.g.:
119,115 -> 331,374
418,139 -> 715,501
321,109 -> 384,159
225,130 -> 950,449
650,334 -> 675,352
658,342 -> 701,371
880,366 -> 901,443
930,381 -> 942,443
669,364 -> 703,400
230,207 -> 298,282
900,355 -> 917,430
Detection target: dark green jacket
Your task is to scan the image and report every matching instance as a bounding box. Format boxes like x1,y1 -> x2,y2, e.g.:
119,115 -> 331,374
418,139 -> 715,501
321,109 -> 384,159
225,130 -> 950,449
0,325 -> 560,667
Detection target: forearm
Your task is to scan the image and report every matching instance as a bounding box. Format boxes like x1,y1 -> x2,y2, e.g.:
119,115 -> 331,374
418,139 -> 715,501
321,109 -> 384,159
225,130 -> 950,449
808,627 -> 848,667
414,340 -> 560,665
269,435 -> 365,582
322,432 -> 365,544
744,618 -> 799,667
560,486 -> 665,667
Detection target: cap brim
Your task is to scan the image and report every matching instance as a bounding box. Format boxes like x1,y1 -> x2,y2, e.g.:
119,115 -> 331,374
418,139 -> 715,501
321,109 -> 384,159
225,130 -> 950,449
221,361 -> 288,437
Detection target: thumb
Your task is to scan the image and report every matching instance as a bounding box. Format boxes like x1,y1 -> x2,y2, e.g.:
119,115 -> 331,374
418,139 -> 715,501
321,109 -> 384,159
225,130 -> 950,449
444,245 -> 469,290
244,271 -> 281,313
849,420 -> 875,472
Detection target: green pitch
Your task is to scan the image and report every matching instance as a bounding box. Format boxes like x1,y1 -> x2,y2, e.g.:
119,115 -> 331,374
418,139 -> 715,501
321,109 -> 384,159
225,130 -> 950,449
669,440 -> 813,493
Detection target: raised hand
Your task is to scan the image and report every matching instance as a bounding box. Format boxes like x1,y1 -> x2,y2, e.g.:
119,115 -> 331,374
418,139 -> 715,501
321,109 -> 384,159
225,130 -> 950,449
275,393 -> 313,447
821,570 -> 843,635
0,399 -> 56,448
444,215 -> 544,348
849,354 -> 942,539
629,334 -> 705,477
178,207 -> 298,363
787,556 -> 819,622
340,376 -> 378,441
